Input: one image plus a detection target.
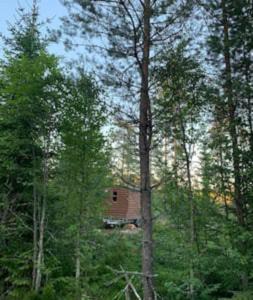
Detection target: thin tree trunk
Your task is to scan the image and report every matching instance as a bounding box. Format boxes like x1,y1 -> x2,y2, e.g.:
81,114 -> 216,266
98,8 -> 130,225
32,183 -> 38,289
221,0 -> 245,226
139,1 -> 154,299
180,119 -> 197,300
75,143 -> 86,299
32,147 -> 38,289
75,232 -> 81,281
75,222 -> 81,300
247,96 -> 253,152
75,192 -> 83,299
244,54 -> 253,153
218,146 -> 229,220
35,138 -> 49,292
173,138 -> 179,188
35,195 -> 46,292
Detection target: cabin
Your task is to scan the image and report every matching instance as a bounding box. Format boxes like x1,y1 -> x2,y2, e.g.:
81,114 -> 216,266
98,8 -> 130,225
103,187 -> 141,227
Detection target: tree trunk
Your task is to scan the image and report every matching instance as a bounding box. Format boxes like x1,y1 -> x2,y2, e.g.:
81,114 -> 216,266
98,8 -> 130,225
32,181 -> 38,289
75,233 -> 81,282
75,211 -> 82,300
32,147 -> 38,290
180,119 -> 197,300
75,231 -> 81,300
35,138 -> 49,292
35,195 -> 46,292
247,96 -> 253,152
218,146 -> 229,220
173,138 -> 179,188
244,52 -> 253,153
221,0 -> 245,226
139,1 -> 154,299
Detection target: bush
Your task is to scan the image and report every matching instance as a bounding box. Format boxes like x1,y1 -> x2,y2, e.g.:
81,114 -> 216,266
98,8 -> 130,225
231,291 -> 253,300
41,284 -> 57,300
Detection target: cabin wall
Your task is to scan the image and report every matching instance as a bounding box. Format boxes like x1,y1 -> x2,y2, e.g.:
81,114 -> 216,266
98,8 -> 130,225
126,191 -> 141,219
105,188 -> 141,221
105,188 -> 128,219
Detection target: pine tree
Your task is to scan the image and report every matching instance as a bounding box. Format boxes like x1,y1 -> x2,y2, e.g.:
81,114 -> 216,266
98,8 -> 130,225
62,1 -> 192,297
154,43 -> 206,298
203,0 -> 253,227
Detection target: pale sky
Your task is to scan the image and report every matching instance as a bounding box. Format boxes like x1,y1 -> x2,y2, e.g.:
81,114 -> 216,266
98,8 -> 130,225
0,0 -> 72,59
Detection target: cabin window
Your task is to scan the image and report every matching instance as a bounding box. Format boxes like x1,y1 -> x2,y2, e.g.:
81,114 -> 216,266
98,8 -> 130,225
112,191 -> 117,202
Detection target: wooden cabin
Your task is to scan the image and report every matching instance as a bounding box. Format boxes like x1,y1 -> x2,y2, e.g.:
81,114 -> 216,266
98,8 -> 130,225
103,187 -> 141,227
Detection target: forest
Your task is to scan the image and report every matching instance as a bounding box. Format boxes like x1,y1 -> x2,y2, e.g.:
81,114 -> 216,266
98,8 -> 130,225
0,0 -> 252,299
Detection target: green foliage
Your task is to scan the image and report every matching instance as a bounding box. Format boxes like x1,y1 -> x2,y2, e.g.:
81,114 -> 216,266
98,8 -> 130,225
5,284 -> 58,300
0,1 -> 253,300
231,292 -> 253,300
152,183 -> 253,300
0,3 -> 63,298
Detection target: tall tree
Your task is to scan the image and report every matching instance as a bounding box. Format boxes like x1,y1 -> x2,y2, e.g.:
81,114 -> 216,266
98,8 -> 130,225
62,1 -> 191,297
57,73 -> 110,299
154,44 -> 206,298
203,0 -> 253,226
0,2 -> 63,294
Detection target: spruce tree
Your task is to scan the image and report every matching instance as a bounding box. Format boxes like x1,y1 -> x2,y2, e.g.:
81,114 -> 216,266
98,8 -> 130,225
0,2 -> 63,295
57,72 -> 110,298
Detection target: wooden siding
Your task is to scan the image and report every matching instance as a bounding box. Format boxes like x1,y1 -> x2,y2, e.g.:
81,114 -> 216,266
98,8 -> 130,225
105,188 -> 128,218
126,191 -> 141,219
105,188 -> 141,220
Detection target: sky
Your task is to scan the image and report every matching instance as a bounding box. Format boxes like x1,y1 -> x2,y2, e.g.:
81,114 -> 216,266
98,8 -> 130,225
0,0 -> 72,60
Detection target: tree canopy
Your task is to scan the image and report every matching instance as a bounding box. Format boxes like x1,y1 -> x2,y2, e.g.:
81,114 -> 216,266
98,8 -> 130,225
0,1 -> 253,299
